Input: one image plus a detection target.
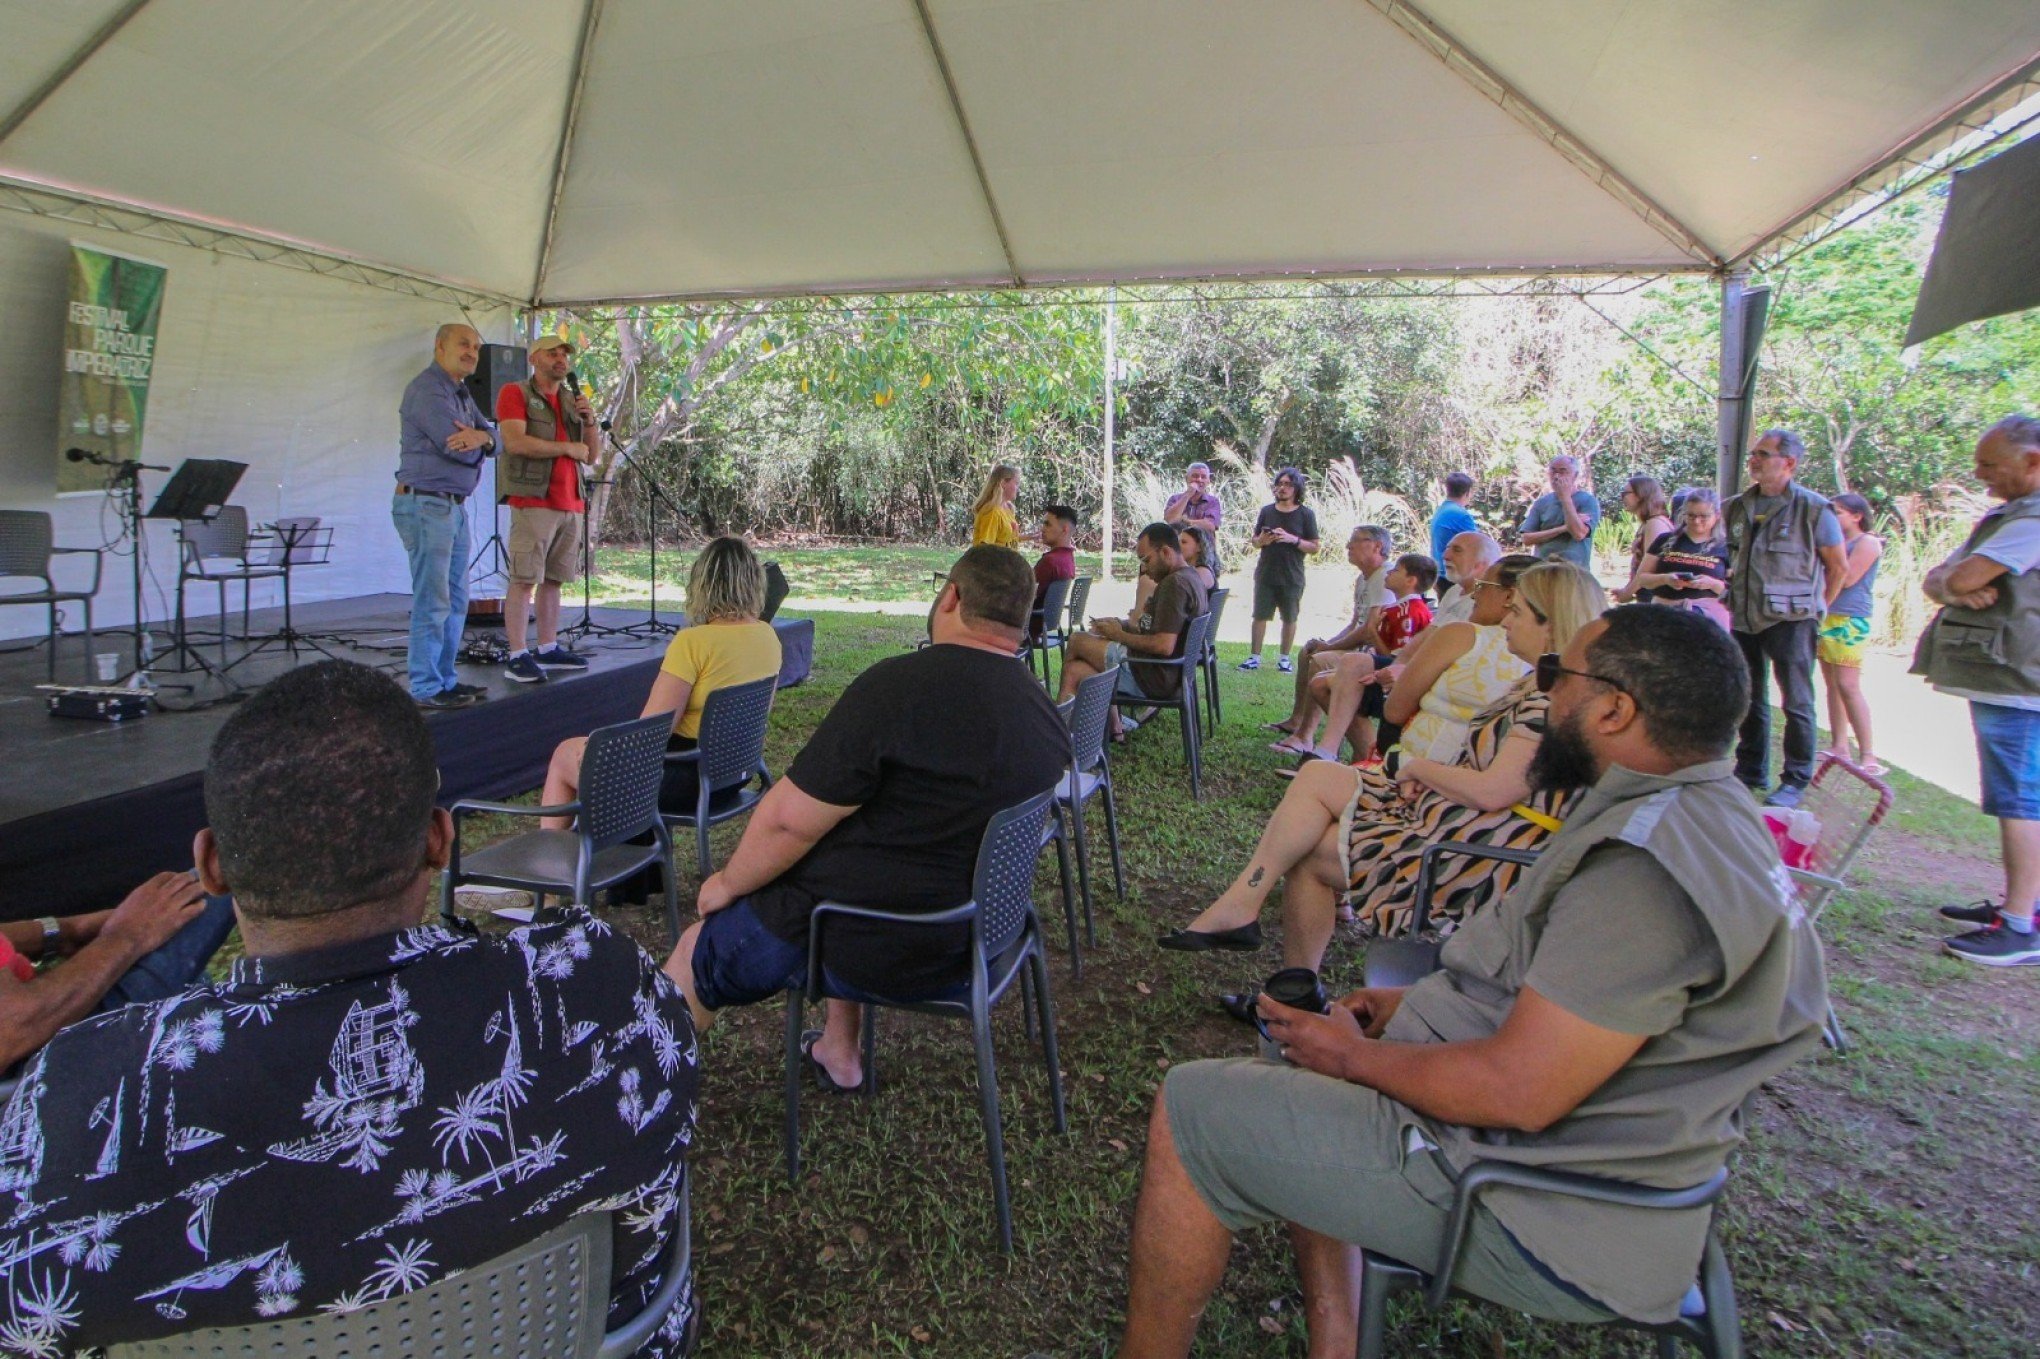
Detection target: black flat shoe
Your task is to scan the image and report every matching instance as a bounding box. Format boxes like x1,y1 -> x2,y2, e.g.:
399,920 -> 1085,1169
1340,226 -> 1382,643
1157,921 -> 1264,953
800,1029 -> 861,1095
1217,991 -> 1256,1024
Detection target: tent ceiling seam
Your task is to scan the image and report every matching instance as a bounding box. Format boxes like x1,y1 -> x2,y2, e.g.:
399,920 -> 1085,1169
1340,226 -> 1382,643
0,176 -> 518,313
1367,0 -> 1725,271
912,0 -> 1023,288
0,0 -> 156,151
532,0 -> 606,307
1735,55 -> 2040,272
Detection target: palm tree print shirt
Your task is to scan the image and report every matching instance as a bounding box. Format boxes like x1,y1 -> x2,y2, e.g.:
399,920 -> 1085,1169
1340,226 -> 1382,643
0,912 -> 698,1356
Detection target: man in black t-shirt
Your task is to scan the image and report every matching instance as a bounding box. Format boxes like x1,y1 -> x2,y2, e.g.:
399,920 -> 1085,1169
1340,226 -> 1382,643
665,546 -> 1068,1091
1059,522 -> 1209,734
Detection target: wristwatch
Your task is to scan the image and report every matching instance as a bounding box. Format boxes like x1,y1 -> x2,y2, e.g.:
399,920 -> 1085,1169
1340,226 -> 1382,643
36,916 -> 61,958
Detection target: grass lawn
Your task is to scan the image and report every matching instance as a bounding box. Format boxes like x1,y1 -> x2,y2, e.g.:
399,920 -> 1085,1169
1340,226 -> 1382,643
452,593 -> 2036,1356
592,542 -> 1115,609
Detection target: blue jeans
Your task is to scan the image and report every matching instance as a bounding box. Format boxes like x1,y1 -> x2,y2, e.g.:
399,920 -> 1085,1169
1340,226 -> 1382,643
1971,701 -> 2040,821
391,491 -> 471,699
96,894 -> 238,1012
690,897 -> 969,1011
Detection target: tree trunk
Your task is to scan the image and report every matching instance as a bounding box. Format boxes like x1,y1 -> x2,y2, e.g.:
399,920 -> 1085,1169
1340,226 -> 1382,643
1251,389 -> 1295,470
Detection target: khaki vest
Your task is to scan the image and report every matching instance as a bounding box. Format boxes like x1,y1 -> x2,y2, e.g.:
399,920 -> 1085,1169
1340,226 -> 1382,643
1909,491 -> 2040,700
1723,481 -> 1832,631
497,377 -> 583,504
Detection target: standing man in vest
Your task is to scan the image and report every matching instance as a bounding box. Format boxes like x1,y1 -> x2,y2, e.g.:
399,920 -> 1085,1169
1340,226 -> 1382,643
1914,416 -> 2040,967
1724,429 -> 1849,808
495,333 -> 597,684
394,323 -> 497,709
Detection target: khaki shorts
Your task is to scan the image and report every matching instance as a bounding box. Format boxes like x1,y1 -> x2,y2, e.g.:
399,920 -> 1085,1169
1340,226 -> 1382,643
509,506 -> 581,585
1163,1057 -> 1612,1322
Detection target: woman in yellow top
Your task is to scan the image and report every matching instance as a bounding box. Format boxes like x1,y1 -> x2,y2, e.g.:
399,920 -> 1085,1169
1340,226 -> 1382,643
970,463 -> 1036,548
540,535 -> 782,828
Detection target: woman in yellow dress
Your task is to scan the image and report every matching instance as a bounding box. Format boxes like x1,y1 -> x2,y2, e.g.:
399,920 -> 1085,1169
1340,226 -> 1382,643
970,463 -> 1033,548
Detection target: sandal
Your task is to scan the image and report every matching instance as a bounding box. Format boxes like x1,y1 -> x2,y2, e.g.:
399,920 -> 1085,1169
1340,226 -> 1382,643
800,1029 -> 862,1096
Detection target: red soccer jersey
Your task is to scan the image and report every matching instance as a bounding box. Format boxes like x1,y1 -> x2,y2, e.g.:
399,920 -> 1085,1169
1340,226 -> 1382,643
1378,595 -> 1433,653
495,383 -> 587,513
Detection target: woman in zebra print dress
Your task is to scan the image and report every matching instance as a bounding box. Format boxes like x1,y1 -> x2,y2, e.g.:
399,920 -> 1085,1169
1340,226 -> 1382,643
1158,562 -> 1607,968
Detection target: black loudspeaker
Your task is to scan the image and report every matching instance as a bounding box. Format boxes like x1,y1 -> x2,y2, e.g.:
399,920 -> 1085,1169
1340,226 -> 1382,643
465,343 -> 529,416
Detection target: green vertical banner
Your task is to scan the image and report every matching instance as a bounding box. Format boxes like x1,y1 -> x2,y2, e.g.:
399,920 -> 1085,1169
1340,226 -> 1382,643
58,243 -> 167,494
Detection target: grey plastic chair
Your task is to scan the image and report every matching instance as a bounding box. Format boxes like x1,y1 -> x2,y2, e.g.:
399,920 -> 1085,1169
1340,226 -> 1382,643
109,1178 -> 692,1358
1053,665 -> 1126,964
1362,840 -> 1543,989
0,508 -> 101,681
1200,586 -> 1230,729
783,788 -> 1067,1253
660,675 -> 777,878
1063,575 -> 1092,639
1112,609 -> 1216,799
177,505 -> 286,665
1023,574 -> 1074,688
443,712 -> 681,943
1356,1163 -> 1740,1358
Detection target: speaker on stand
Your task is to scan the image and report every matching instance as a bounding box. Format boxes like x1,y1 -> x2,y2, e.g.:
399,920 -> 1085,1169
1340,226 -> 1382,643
464,343 -> 529,626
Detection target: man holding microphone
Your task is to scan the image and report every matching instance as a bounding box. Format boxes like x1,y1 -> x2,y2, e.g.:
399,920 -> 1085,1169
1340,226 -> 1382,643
394,323 -> 497,709
495,333 -> 599,684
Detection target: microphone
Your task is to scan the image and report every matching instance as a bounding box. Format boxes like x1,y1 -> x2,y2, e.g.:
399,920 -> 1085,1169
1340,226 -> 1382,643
565,371 -> 612,431
66,447 -> 107,464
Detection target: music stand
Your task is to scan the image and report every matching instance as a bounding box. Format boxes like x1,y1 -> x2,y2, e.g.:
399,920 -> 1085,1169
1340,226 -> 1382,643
225,517 -> 338,668
144,459 -> 247,685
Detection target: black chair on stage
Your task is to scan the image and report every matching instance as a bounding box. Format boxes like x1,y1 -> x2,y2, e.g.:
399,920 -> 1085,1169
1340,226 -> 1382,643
783,788 -> 1067,1253
0,509 -> 101,681
442,712 -> 681,943
176,505 -> 285,667
660,675 -> 777,878
1112,610 -> 1216,799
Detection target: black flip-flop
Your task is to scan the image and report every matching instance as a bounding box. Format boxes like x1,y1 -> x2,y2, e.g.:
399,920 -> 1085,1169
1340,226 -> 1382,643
800,1029 -> 861,1095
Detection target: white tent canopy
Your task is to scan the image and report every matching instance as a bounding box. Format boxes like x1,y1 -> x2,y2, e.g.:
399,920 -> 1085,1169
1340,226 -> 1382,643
4,0 -> 2038,307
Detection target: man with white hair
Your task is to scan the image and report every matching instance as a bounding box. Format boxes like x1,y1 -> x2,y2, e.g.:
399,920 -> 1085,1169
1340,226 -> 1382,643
1915,415 -> 2040,967
1434,530 -> 1502,626
1517,454 -> 1600,569
1164,462 -> 1223,535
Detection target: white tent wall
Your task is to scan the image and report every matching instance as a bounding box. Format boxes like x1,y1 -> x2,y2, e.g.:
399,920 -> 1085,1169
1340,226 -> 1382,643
0,210 -> 516,643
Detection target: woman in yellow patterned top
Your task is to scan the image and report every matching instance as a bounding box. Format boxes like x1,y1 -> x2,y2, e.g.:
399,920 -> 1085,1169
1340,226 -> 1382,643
970,463 -> 1033,548
539,535 -> 781,828
1158,562 -> 1606,968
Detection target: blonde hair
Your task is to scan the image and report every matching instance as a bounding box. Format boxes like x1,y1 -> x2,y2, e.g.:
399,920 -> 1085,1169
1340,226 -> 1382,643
686,535 -> 765,623
971,464 -> 1020,518
1515,561 -> 1607,653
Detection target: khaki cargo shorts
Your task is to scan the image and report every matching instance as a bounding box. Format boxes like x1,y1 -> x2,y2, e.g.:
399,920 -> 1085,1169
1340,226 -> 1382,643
509,506 -> 581,586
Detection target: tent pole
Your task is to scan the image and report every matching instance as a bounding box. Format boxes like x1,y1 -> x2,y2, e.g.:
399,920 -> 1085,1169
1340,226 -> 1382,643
1102,286 -> 1116,582
1715,269 -> 1751,498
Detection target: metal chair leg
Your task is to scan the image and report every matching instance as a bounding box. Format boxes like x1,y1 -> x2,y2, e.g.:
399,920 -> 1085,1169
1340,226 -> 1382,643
1068,794 -> 1096,947
970,1005 -> 1013,1253
1821,1002 -> 1849,1055
783,991 -> 806,1180
1030,947 -> 1067,1134
1101,770 -> 1126,900
1050,808 -> 1080,975
1356,1259 -> 1394,1359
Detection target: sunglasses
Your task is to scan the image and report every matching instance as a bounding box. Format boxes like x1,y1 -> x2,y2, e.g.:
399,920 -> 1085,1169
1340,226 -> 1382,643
1467,578 -> 1510,594
1535,652 -> 1630,696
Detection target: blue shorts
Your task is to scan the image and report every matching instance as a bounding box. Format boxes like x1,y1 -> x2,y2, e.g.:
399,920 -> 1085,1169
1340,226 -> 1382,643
1971,701 -> 2040,821
690,896 -> 969,1011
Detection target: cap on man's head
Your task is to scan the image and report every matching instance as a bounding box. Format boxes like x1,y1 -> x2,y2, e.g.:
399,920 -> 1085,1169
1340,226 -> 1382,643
528,334 -> 574,359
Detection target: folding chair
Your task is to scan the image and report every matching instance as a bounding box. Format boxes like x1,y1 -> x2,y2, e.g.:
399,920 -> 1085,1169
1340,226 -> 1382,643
1357,1164 -> 1741,1358
783,788 -> 1067,1253
110,1180 -> 692,1358
1783,753 -> 1895,1054
1112,610 -> 1217,799
660,675 -> 777,877
0,509 -> 101,681
442,712 -> 681,944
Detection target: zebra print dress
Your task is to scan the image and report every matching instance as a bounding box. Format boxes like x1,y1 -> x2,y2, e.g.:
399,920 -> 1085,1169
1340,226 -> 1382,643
1342,676 -> 1572,938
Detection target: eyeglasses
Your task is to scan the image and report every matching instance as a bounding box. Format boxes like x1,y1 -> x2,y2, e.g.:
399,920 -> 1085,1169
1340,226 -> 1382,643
1535,652 -> 1630,696
1466,579 -> 1509,594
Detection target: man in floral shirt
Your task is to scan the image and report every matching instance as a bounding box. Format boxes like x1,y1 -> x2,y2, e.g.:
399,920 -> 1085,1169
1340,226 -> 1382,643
0,661 -> 698,1356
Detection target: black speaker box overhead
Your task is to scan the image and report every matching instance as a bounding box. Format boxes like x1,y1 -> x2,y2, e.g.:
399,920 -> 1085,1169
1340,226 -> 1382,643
465,343 -> 529,414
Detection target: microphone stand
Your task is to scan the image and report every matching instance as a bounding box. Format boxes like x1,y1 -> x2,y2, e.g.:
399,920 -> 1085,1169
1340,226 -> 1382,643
604,429 -> 685,638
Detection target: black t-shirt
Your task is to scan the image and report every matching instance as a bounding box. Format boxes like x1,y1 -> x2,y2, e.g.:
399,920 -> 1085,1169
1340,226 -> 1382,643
750,644 -> 1069,995
1646,530 -> 1731,600
1252,503 -> 1319,587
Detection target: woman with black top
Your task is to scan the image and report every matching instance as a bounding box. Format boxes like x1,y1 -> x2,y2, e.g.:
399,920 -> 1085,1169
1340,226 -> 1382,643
1631,486 -> 1731,629
1239,467 -> 1319,673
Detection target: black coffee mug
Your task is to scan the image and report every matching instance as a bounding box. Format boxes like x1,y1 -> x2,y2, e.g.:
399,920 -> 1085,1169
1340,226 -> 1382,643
1250,967 -> 1330,1042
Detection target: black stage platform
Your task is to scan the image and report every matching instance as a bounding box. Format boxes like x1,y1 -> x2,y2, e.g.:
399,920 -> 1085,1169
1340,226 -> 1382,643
0,594 -> 814,918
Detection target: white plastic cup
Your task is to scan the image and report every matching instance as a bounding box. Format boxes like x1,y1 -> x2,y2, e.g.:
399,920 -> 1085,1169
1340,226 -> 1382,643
94,652 -> 120,683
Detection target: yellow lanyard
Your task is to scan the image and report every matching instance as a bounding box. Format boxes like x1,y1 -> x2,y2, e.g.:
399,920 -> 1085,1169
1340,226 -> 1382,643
1510,802 -> 1565,834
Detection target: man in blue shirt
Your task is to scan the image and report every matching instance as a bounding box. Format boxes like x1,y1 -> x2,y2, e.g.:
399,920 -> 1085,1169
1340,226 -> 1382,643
1518,454 -> 1602,568
1428,470 -> 1479,570
394,324 -> 497,708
